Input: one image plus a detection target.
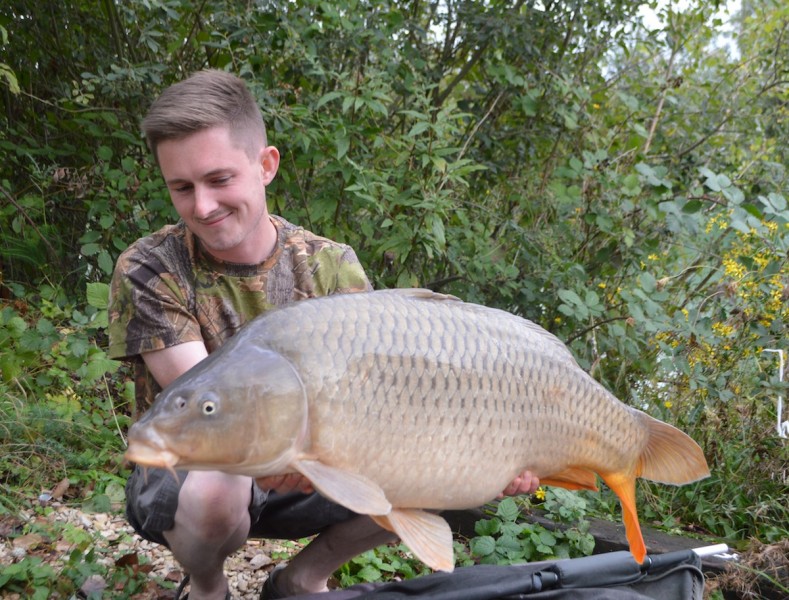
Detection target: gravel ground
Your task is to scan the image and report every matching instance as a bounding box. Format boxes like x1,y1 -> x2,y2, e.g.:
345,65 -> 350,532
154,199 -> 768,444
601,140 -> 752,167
1,502 -> 302,599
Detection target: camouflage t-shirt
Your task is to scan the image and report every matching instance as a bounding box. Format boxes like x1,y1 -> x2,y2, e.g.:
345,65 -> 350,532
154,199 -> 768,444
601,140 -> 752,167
108,214 -> 371,415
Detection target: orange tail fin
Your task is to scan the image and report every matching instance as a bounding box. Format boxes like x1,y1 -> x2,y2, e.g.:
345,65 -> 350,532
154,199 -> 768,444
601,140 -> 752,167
636,415 -> 710,484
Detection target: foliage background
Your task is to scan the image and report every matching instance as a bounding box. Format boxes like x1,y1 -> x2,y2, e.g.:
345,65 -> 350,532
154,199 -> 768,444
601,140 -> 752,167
0,0 -> 787,576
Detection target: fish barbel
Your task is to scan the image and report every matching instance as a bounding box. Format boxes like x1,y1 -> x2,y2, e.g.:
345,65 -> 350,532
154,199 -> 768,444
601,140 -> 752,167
125,289 -> 710,571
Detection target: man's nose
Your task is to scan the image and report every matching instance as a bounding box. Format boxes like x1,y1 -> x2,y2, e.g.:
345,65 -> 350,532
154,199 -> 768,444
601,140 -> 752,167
193,185 -> 219,218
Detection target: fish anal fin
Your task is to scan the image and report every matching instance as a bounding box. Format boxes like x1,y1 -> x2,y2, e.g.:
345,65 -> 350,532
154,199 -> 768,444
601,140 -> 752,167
601,471 -> 646,564
638,415 -> 710,484
372,509 -> 455,573
541,467 -> 599,491
293,459 -> 391,515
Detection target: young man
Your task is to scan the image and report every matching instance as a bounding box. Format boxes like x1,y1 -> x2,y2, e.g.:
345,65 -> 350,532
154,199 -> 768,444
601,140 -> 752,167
109,70 -> 539,600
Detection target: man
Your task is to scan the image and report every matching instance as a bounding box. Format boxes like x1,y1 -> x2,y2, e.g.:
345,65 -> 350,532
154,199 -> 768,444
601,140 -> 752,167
109,70 -> 539,600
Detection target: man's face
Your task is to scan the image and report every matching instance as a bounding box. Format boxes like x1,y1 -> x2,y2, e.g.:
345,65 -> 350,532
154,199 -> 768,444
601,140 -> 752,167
157,125 -> 279,264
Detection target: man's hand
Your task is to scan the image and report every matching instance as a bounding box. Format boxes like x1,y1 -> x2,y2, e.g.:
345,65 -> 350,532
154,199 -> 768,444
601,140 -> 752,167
256,473 -> 315,495
499,470 -> 540,497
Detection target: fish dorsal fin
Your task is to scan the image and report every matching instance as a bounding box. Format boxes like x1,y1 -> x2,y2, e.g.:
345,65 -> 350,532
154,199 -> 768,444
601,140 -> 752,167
600,471 -> 646,564
637,415 -> 710,484
293,459 -> 391,515
385,288 -> 461,302
371,509 -> 455,573
540,467 -> 599,491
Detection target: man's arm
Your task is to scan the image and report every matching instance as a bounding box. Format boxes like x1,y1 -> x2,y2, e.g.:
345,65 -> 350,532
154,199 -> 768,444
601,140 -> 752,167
141,340 -> 209,388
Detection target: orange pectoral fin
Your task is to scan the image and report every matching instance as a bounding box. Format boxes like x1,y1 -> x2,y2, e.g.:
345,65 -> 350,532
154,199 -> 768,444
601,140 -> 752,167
541,467 -> 599,491
601,471 -> 646,564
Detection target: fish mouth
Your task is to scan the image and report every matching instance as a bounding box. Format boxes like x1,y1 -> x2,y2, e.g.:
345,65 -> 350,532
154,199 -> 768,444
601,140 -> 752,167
125,441 -> 181,470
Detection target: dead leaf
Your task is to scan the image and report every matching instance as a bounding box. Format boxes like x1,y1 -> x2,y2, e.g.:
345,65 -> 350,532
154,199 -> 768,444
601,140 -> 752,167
164,570 -> 182,582
12,533 -> 44,551
115,552 -> 140,568
52,477 -> 70,499
0,515 -> 24,538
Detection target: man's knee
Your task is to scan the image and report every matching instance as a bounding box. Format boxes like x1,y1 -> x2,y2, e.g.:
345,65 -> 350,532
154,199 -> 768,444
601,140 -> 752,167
175,472 -> 253,537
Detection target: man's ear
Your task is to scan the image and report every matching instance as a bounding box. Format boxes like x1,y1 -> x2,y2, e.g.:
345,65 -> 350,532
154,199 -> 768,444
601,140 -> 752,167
259,146 -> 280,185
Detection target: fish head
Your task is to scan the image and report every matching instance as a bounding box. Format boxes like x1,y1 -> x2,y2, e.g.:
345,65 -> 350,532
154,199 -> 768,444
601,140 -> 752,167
125,346 -> 308,477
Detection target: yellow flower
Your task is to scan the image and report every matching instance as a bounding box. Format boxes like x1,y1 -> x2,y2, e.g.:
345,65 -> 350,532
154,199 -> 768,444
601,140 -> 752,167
723,257 -> 746,279
664,401 -> 673,409
598,282 -> 606,289
534,487 -> 546,501
712,322 -> 736,337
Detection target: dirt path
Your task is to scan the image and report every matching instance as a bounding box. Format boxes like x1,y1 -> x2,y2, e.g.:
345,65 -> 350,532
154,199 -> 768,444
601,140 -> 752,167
1,502 -> 301,599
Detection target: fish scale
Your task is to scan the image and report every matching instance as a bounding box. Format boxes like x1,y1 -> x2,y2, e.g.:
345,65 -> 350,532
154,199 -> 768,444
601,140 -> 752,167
126,288 -> 710,572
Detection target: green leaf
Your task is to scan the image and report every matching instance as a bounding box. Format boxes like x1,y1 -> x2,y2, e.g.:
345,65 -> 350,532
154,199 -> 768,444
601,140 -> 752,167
316,91 -> 343,108
470,535 -> 496,557
98,249 -> 114,275
407,121 -> 431,137
496,497 -> 520,522
538,530 -> 557,546
82,493 -> 112,513
86,282 -> 110,309
475,518 -> 501,536
336,135 -> 350,159
99,214 -> 115,229
355,565 -> 382,582
558,289 -> 583,306
741,203 -> 763,219
97,145 -> 113,161
81,242 -> 102,257
7,315 -> 28,336
639,272 -> 657,293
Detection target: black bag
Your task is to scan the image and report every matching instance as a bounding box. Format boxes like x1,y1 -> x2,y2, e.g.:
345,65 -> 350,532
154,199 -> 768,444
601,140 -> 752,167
283,550 -> 705,600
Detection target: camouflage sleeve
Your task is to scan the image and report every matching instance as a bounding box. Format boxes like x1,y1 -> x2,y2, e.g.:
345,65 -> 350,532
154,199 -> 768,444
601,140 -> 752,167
107,243 -> 203,360
308,244 -> 373,296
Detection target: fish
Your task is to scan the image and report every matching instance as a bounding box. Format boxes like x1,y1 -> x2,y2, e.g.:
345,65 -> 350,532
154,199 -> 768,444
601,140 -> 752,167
125,288 -> 710,571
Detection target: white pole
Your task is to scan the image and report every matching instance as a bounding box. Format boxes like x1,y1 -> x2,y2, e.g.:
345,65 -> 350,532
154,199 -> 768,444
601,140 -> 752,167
762,349 -> 787,439
692,543 -> 731,559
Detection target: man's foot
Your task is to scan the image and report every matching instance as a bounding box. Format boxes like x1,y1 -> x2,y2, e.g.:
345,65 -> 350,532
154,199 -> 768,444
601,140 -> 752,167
259,564 -> 289,600
174,574 -> 233,600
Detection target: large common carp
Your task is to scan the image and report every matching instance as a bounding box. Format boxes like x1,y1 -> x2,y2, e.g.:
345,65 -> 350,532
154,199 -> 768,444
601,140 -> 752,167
125,289 -> 710,571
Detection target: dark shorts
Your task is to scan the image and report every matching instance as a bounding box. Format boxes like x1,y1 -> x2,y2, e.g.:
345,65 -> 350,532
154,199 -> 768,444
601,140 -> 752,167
125,466 -> 358,547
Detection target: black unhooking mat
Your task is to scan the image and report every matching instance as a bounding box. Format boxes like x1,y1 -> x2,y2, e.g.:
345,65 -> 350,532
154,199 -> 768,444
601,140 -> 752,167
282,550 -> 705,600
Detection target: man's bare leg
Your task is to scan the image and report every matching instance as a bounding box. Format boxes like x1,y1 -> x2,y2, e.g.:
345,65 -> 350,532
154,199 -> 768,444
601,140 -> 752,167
274,515 -> 398,595
163,471 -> 253,600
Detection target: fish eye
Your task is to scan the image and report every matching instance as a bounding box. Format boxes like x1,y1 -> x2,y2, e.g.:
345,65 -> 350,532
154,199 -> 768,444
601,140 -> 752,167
201,400 -> 217,415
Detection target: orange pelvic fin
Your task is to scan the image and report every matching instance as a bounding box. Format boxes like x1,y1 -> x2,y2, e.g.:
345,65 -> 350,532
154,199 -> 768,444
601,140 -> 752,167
636,415 -> 710,484
601,471 -> 646,564
541,467 -> 599,491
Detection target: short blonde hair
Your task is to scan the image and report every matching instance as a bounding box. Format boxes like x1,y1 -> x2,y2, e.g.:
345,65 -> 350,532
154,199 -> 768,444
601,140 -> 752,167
142,70 -> 267,162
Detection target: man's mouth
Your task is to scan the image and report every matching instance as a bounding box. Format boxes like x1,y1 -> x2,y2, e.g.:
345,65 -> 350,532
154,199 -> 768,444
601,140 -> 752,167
198,212 -> 231,227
